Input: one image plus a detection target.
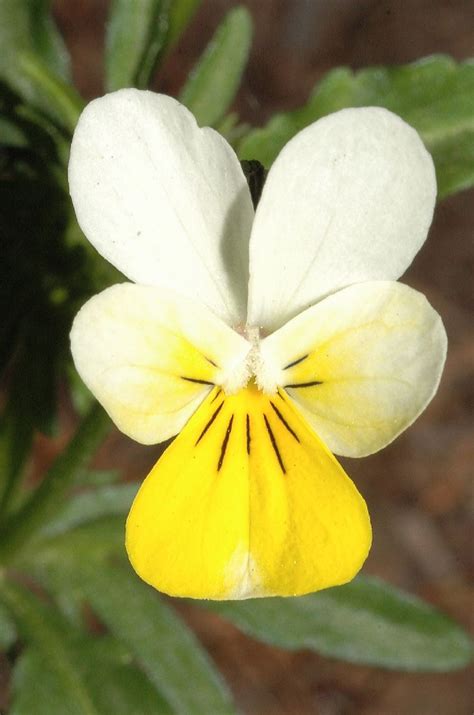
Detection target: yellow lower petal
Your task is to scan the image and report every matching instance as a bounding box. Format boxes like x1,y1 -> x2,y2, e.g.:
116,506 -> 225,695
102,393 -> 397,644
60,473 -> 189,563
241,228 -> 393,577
126,383 -> 371,600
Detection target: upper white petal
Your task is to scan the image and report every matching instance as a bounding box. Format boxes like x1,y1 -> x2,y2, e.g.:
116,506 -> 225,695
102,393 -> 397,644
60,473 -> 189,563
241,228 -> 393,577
247,107 -> 436,332
69,89 -> 254,326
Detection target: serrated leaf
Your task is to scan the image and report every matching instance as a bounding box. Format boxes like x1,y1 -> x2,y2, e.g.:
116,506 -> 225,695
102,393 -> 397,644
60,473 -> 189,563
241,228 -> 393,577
239,56 -> 474,199
3,584 -> 173,715
105,0 -> 170,91
202,576 -> 473,672
180,6 -> 252,127
82,565 -> 237,715
0,1 -> 81,128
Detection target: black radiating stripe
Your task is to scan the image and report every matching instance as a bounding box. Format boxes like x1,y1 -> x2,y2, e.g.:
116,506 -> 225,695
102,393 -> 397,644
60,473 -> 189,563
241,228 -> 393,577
263,414 -> 286,474
218,415 -> 234,471
283,354 -> 309,370
210,388 -> 222,404
195,401 -> 224,445
285,380 -> 322,388
205,356 -> 218,368
246,414 -> 251,455
270,402 -> 300,442
181,376 -> 215,386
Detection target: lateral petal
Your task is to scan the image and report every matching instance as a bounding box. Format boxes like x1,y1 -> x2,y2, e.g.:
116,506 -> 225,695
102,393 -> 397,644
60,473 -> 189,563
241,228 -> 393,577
69,90 -> 254,326
70,283 -> 250,444
247,107 -> 436,332
126,383 -> 371,599
258,281 -> 447,457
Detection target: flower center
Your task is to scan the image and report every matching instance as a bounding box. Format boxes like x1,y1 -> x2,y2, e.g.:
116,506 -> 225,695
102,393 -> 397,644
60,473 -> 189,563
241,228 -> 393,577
219,325 -> 279,396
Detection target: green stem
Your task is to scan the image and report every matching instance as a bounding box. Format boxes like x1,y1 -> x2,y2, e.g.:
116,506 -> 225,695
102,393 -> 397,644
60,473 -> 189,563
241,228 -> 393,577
0,402 -> 110,566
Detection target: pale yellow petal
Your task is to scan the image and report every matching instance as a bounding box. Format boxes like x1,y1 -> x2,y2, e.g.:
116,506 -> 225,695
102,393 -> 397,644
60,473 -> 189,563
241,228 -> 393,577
70,283 -> 250,444
258,281 -> 447,457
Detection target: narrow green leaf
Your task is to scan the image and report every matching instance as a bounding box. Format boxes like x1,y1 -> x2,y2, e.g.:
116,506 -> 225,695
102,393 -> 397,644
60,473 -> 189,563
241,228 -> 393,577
17,52 -> 83,132
0,309 -> 66,514
10,642 -> 173,715
82,565 -> 236,715
2,583 -> 173,715
135,0 -> 171,88
239,56 -> 474,199
68,364 -> 95,416
0,598 -> 16,649
21,519 -> 127,582
0,0 -> 78,126
164,0 -> 201,51
202,576 -> 473,672
75,468 -> 122,488
28,1 -> 71,79
0,403 -> 111,565
0,116 -> 27,146
180,6 -> 253,127
0,580 -> 100,715
105,0 -> 169,91
40,484 -> 137,539
16,516 -> 127,628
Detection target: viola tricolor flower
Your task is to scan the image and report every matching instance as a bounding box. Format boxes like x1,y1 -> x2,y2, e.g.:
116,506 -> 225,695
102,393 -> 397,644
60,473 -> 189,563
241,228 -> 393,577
69,90 -> 446,599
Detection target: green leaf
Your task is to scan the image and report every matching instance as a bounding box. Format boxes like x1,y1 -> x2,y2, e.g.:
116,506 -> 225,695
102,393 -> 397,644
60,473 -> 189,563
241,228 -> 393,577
0,580 -> 100,715
11,642 -> 173,715
17,516 -> 127,627
22,531 -> 237,715
180,6 -> 253,127
0,148 -> 73,511
0,598 -> 16,649
74,468 -> 121,488
0,116 -> 27,146
82,565 -> 237,715
238,56 -> 474,199
40,484 -> 137,539
163,0 -> 201,52
16,52 -> 83,132
2,582 -> 172,714
68,363 -> 96,416
202,576 -> 473,672
0,1 -> 81,128
0,403 -> 111,564
105,0 -> 170,91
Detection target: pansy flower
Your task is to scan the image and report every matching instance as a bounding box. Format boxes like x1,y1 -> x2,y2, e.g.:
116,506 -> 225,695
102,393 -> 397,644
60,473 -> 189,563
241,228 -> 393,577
70,90 -> 446,600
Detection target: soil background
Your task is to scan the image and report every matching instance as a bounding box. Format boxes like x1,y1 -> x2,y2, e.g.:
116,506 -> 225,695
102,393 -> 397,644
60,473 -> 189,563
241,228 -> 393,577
23,1 -> 474,713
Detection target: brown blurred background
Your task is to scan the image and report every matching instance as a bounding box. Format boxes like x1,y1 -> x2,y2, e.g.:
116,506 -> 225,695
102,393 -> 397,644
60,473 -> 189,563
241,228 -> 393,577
33,1 -> 474,713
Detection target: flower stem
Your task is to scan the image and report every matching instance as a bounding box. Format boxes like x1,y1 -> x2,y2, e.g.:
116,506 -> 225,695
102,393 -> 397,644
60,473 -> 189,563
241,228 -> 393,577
0,402 -> 111,566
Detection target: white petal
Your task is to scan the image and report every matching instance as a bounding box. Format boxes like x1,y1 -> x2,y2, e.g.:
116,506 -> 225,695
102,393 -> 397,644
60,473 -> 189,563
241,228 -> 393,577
247,107 -> 436,332
69,90 -> 254,326
257,281 -> 447,457
70,284 -> 251,444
